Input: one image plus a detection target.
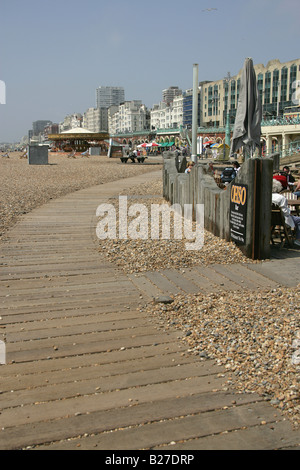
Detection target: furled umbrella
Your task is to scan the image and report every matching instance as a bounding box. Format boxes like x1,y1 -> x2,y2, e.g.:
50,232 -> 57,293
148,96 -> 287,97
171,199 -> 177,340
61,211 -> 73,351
230,57 -> 262,159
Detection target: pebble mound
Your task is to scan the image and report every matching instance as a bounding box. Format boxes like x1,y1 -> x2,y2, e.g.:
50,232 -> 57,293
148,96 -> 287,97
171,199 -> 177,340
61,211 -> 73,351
97,180 -> 256,272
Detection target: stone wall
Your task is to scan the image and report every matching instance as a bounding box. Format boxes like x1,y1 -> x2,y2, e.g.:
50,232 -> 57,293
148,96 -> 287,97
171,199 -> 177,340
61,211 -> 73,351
163,153 -> 273,260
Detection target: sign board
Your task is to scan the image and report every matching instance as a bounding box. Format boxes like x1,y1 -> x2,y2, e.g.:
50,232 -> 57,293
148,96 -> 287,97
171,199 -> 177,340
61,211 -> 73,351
230,183 -> 248,245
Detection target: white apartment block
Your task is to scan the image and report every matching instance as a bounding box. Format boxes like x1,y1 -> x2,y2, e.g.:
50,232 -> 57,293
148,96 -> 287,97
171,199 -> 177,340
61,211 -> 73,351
83,107 -> 108,132
150,95 -> 183,130
59,113 -> 82,132
172,95 -> 184,128
108,101 -> 149,134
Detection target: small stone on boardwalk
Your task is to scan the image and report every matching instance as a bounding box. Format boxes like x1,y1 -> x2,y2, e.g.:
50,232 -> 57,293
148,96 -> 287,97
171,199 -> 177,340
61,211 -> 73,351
153,295 -> 174,304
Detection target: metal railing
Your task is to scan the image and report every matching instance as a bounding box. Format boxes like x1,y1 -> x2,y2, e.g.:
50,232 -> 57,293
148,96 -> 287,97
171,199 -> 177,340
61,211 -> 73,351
262,116 -> 300,126
262,140 -> 300,158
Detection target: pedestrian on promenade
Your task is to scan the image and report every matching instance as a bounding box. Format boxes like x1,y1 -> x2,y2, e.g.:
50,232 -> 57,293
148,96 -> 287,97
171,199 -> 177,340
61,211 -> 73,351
272,179 -> 300,247
185,161 -> 195,174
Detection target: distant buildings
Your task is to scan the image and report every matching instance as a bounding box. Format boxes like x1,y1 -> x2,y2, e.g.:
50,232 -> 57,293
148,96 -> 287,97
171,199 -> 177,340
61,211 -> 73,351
44,123 -> 59,140
150,95 -> 183,130
150,87 -> 202,131
25,57 -> 300,146
32,120 -> 52,136
81,87 -> 125,133
150,58 -> 300,134
59,113 -> 82,132
108,100 -> 149,134
96,86 -> 125,108
162,86 -> 182,105
28,120 -> 53,143
82,107 -> 108,133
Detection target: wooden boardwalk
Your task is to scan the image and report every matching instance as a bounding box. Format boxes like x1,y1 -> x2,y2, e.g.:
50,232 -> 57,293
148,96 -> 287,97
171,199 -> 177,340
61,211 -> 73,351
0,171 -> 299,450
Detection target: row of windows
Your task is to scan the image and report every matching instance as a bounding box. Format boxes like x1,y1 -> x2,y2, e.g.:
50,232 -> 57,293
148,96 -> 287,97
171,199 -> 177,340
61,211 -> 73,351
204,65 -> 298,98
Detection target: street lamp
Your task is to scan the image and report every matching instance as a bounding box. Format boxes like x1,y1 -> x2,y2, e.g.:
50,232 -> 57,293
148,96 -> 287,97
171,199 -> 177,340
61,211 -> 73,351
223,72 -> 233,158
277,79 -> 281,117
191,63 -> 199,162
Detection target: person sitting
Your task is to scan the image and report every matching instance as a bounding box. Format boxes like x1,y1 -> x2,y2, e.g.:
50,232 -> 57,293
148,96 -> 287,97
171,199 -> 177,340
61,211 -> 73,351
282,166 -> 295,189
273,172 -> 288,190
185,161 -> 195,174
233,161 -> 240,174
272,179 -> 300,247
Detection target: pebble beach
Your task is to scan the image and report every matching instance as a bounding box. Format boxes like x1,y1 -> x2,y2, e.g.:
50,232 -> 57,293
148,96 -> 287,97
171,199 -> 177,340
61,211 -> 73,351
1,151 -> 299,429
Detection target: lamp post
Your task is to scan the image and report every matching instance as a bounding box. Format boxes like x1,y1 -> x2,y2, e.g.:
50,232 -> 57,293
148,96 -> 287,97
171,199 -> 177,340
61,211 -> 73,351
191,63 -> 199,163
277,79 -> 281,117
223,72 -> 233,159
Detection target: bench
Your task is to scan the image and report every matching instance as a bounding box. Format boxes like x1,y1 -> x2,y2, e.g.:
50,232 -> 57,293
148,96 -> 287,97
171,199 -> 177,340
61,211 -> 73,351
120,155 -> 147,164
281,190 -> 300,215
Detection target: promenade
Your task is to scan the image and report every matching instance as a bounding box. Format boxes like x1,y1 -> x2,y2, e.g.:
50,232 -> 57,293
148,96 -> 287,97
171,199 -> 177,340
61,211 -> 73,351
0,169 -> 299,450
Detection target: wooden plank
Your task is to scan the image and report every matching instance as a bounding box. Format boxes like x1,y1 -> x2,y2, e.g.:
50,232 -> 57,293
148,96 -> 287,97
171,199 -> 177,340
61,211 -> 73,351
180,267 -> 218,293
0,342 -> 184,377
1,291 -> 141,309
159,420 -> 300,450
230,263 -> 279,288
0,375 -> 225,429
160,269 -> 200,294
144,272 -> 183,295
5,317 -> 149,342
0,353 -> 203,392
195,266 -> 242,291
0,392 -> 263,450
211,263 -> 259,290
0,363 -> 221,409
6,331 -> 178,363
128,273 -> 163,299
31,401 -> 289,450
0,305 -> 145,324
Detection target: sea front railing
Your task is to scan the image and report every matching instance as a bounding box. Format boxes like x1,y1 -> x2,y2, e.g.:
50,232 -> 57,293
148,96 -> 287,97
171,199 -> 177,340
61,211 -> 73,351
261,116 -> 300,126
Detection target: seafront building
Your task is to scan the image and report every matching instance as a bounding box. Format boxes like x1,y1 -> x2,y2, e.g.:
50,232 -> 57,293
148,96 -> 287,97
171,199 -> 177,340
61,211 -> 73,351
28,120 -> 53,143
112,58 -> 300,157
96,86 -> 125,109
82,107 -> 108,132
201,58 -> 300,128
28,58 -> 300,157
59,113 -> 83,133
150,96 -> 184,130
162,86 -> 182,105
108,100 -> 149,135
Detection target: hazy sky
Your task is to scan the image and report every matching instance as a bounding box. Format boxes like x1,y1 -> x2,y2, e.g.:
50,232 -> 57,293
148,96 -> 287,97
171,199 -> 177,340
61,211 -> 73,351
0,0 -> 299,142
